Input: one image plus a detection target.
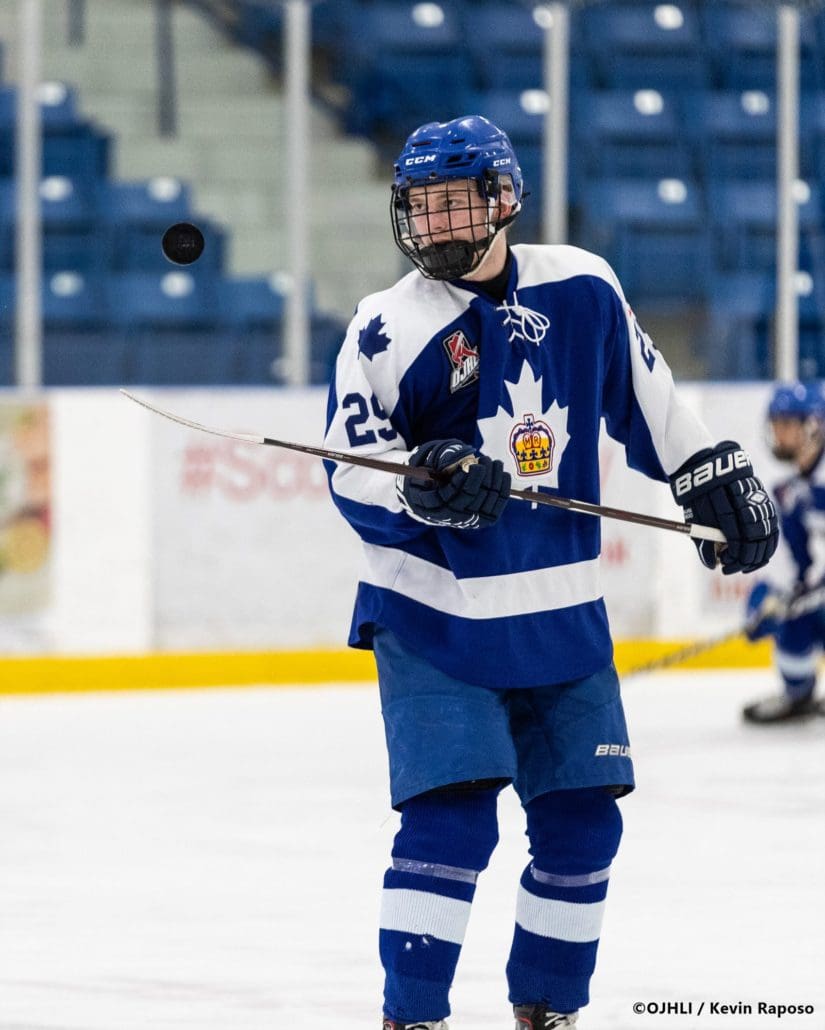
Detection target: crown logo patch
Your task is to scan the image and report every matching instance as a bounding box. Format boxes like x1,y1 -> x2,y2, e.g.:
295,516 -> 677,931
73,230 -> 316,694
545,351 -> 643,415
510,413 -> 555,476
477,361 -> 570,491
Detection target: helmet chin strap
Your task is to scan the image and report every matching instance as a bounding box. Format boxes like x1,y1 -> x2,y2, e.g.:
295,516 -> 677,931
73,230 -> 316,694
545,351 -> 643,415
463,230 -> 506,279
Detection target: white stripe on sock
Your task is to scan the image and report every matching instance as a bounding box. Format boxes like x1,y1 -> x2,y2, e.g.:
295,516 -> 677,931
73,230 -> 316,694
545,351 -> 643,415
380,887 -> 472,945
515,884 -> 606,943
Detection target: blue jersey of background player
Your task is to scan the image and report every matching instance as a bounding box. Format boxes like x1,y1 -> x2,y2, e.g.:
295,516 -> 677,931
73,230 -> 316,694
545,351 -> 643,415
743,382 -> 825,724
324,115 -> 778,1030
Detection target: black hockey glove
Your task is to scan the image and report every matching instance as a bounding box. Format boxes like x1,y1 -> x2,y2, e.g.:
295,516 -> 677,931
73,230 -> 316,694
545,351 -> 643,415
397,439 -> 510,529
669,440 -> 778,575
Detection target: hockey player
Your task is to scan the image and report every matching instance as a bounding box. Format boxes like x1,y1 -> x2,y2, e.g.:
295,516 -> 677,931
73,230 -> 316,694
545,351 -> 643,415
323,116 -> 778,1030
742,381 -> 825,724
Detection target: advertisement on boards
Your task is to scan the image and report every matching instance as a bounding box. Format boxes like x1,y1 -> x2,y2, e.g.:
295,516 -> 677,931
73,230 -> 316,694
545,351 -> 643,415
0,400 -> 52,650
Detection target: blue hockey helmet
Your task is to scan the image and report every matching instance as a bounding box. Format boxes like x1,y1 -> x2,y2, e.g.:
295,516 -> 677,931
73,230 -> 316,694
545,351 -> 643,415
766,381 -> 825,460
391,115 -> 524,280
768,381 -> 825,420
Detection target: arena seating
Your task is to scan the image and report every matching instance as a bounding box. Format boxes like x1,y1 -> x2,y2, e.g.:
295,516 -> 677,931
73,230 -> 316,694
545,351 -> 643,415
187,0 -> 825,377
0,69 -> 345,387
3,1 -> 825,382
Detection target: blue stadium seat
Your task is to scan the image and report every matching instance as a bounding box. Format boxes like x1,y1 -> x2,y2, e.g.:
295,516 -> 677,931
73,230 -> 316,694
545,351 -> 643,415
459,1 -> 589,91
808,92 -> 825,185
0,82 -> 81,132
707,270 -> 825,379
0,84 -> 105,180
579,2 -> 709,90
99,179 -> 193,228
465,90 -> 583,207
219,276 -> 285,383
465,6 -> 559,92
0,271 -> 127,385
580,177 -> 711,299
112,216 -> 226,273
310,314 -> 346,384
107,269 -> 219,327
0,122 -> 110,180
38,175 -> 96,226
42,126 -> 110,181
798,276 -> 825,379
41,176 -> 102,272
701,4 -> 823,91
231,0 -> 282,50
501,141 -> 547,233
219,276 -> 343,385
312,0 -> 359,49
353,2 -> 463,52
469,89 -> 545,146
99,179 -> 217,275
220,275 -> 285,326
342,3 -> 472,138
0,273 -> 14,384
707,179 -> 824,271
706,272 -> 773,379
573,88 -> 692,179
685,91 -> 779,181
107,271 -> 234,385
0,181 -> 12,269
0,177 -> 107,272
41,270 -> 128,385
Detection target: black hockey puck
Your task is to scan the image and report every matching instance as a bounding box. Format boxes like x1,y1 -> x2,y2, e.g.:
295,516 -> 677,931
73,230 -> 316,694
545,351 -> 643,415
162,222 -> 205,265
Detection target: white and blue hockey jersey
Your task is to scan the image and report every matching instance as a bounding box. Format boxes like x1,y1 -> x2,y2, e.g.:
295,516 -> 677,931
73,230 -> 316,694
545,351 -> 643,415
763,453 -> 825,591
324,243 -> 713,688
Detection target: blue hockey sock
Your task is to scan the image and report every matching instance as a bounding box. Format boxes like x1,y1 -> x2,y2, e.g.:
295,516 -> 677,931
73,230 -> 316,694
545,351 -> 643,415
507,787 -> 623,1013
380,785 -> 501,1022
777,648 -> 817,700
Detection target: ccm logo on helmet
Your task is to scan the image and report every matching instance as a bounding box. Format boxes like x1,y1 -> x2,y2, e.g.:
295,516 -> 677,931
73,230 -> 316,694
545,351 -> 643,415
673,449 -> 749,497
404,154 -> 438,166
492,157 -> 511,167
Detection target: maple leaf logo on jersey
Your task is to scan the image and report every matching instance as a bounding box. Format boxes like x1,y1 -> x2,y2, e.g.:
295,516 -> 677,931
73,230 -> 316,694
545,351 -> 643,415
357,315 -> 391,361
477,361 -> 570,489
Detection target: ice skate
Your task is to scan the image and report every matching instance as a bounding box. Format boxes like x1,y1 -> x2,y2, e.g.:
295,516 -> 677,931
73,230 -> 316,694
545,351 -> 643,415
382,1019 -> 448,1030
514,1004 -> 579,1028
742,692 -> 822,724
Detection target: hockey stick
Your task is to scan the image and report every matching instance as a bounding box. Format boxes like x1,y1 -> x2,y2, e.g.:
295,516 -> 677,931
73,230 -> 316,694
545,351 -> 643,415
120,389 -> 725,543
622,583 -> 825,678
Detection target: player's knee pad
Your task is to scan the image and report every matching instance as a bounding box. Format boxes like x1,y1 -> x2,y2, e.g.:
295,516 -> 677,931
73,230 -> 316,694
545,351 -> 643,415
393,783 -> 501,873
524,787 -> 623,873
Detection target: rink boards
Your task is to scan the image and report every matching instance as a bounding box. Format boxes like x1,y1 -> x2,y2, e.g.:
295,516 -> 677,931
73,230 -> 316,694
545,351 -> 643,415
0,384 -> 782,690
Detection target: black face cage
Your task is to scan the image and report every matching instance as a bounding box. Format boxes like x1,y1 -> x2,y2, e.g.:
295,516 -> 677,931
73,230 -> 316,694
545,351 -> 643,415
390,171 -> 520,280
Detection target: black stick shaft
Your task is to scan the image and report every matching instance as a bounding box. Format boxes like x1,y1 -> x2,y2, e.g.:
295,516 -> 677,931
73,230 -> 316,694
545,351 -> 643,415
120,389 -> 719,540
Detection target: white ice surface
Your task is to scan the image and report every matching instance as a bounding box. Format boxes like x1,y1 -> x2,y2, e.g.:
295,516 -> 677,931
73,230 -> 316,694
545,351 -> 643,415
0,671 -> 823,1030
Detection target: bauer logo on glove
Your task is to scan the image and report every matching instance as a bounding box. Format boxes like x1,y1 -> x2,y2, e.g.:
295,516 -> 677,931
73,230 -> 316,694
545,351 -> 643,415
669,440 -> 779,575
672,448 -> 750,498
